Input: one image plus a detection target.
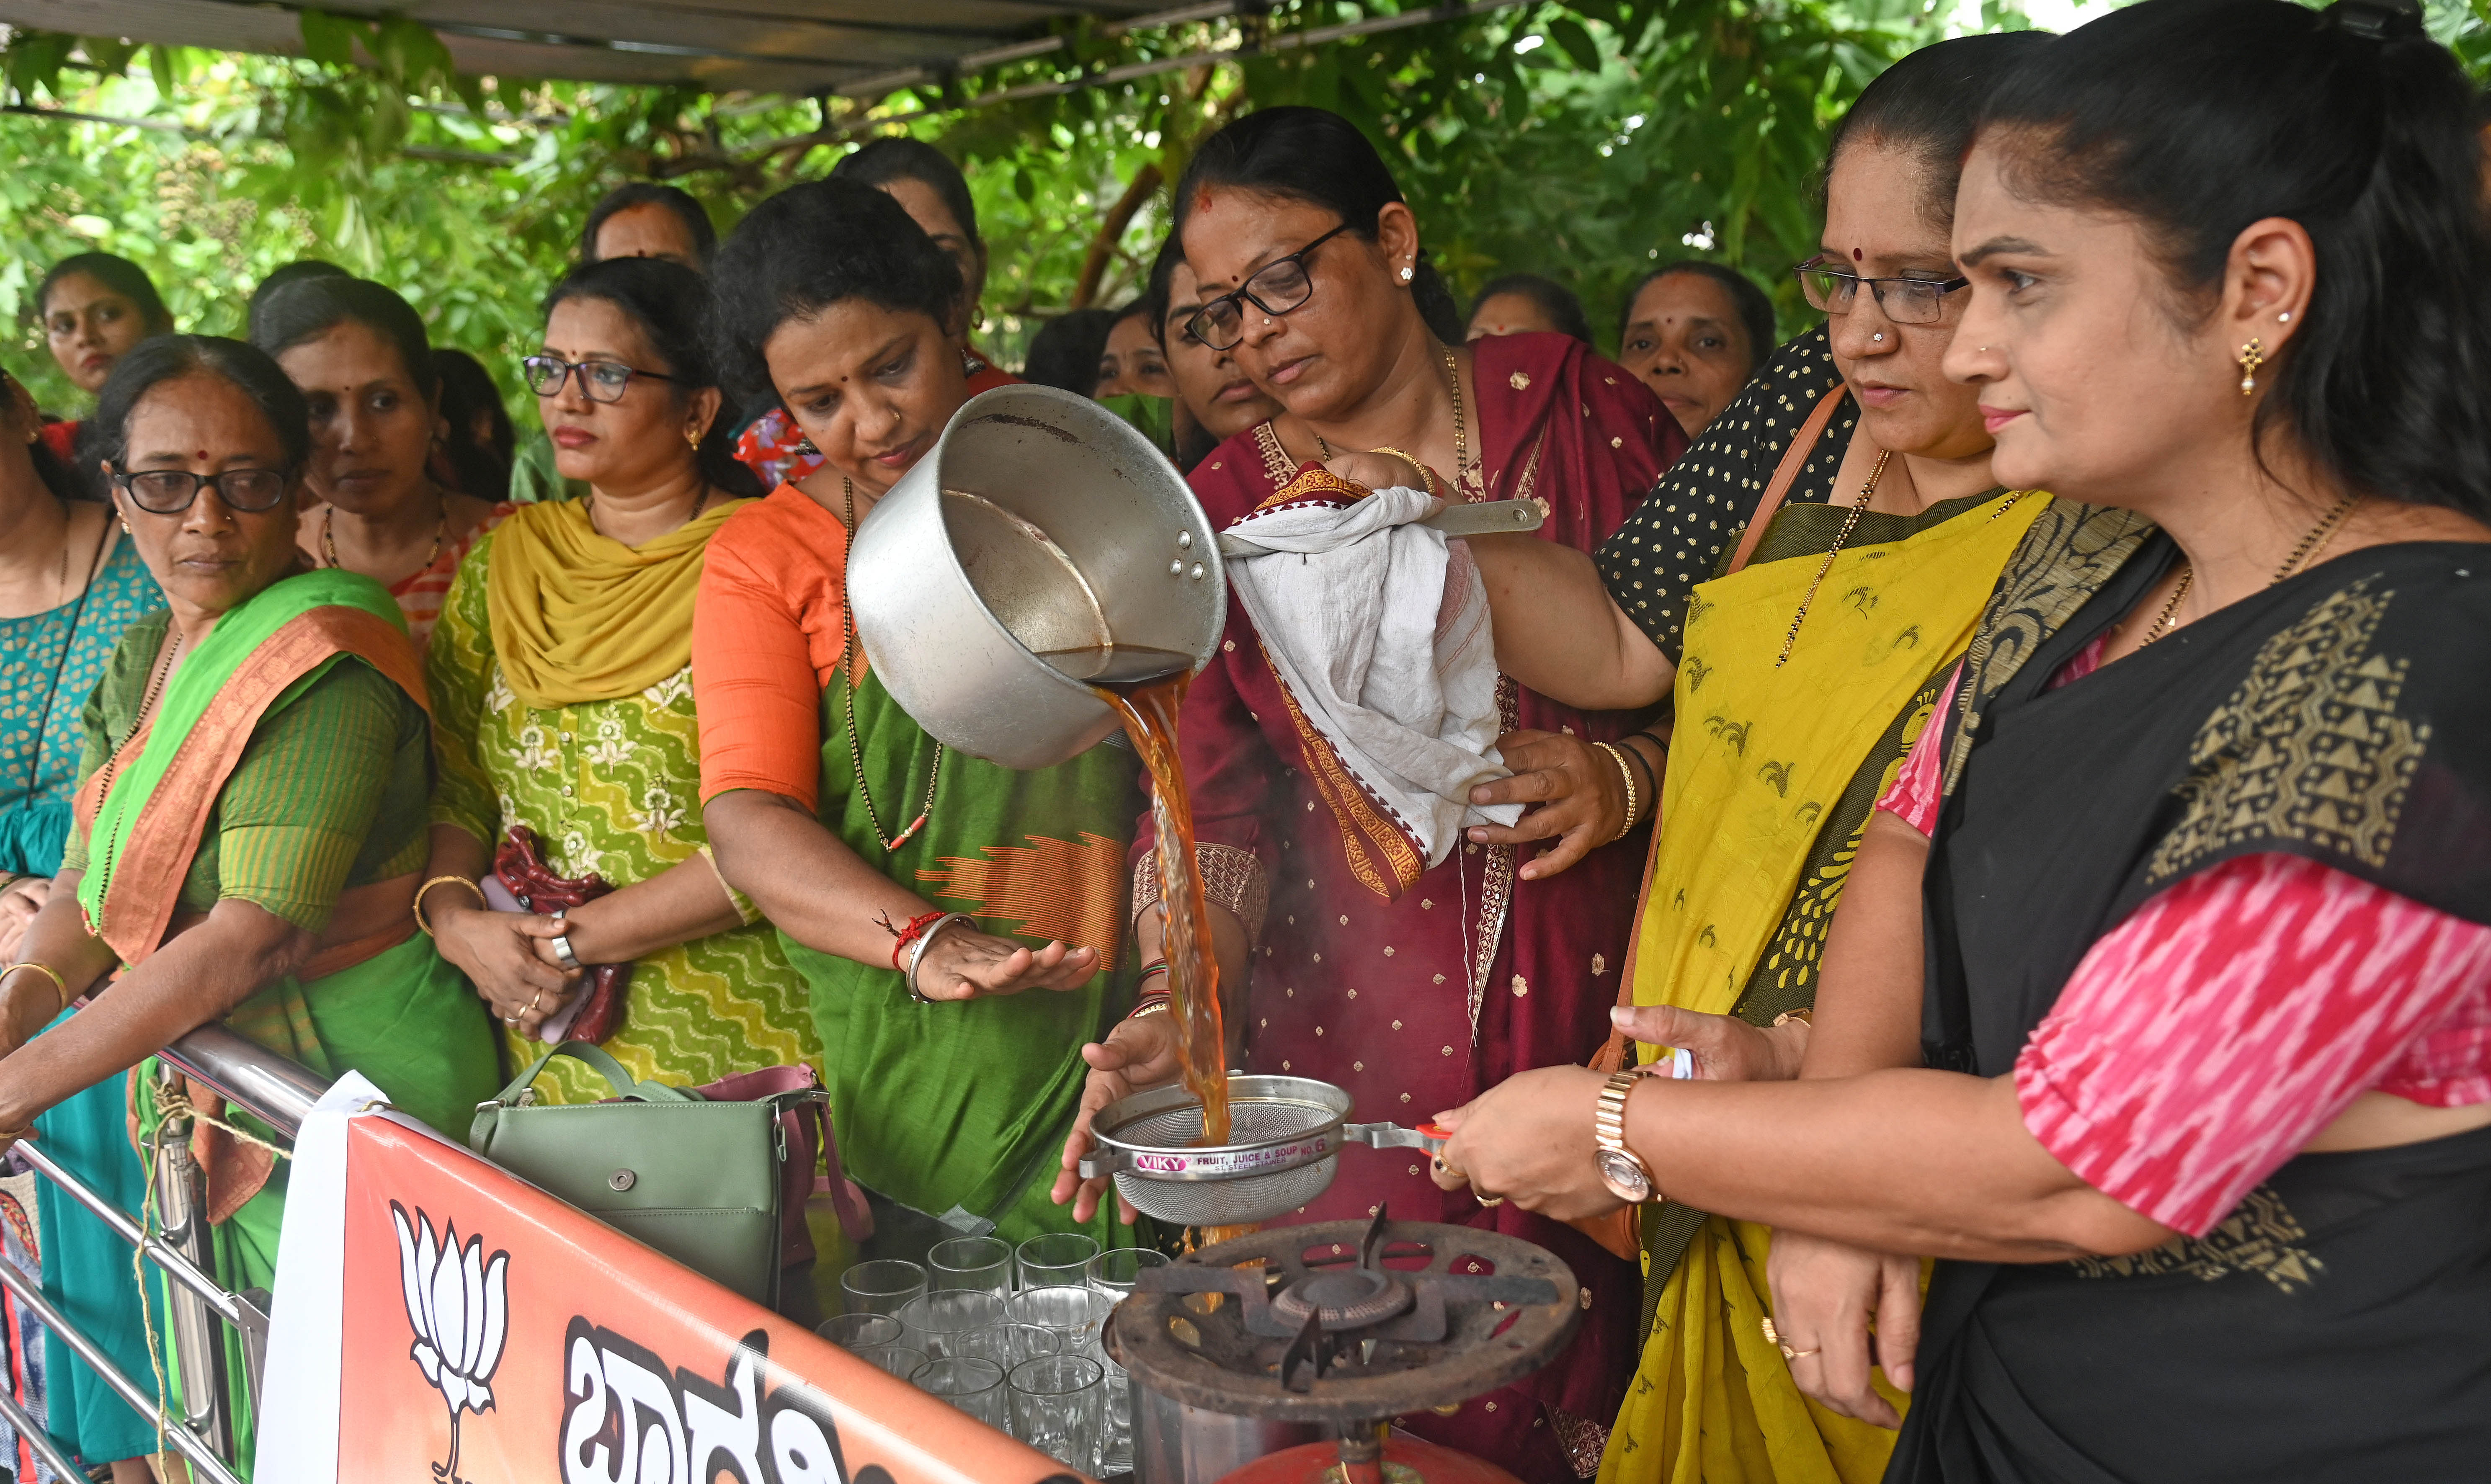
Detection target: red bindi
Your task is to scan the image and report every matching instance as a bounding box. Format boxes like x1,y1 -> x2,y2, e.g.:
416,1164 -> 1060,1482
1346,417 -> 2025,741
1851,248 -> 1863,261
196,449 -> 209,459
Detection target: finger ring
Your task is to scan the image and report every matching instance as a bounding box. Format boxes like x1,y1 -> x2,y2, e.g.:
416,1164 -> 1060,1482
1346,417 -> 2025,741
1760,1316 -> 1818,1362
529,988 -> 548,1013
503,1015 -> 518,1026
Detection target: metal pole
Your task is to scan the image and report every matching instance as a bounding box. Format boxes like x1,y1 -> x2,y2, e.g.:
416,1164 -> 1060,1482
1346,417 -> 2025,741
0,1366 -> 89,1483
150,1087 -> 237,1466
12,1144 -> 268,1335
157,1023 -> 328,1139
0,1260 -> 244,1484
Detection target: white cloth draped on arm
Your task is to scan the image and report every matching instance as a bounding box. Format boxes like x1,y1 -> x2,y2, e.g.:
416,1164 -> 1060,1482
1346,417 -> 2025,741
1220,484 -> 1520,869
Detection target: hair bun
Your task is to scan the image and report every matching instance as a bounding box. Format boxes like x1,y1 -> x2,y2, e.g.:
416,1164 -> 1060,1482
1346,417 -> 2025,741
2322,0 -> 2424,41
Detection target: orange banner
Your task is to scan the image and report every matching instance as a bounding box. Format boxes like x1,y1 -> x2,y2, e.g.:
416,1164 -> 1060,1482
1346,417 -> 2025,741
319,1113 -> 1083,1484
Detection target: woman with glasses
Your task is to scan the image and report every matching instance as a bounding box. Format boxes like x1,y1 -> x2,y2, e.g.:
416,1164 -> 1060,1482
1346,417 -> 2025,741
0,337 -> 499,1464
417,258 -> 822,1122
1054,105 -> 1681,1482
1421,33 -> 2054,1483
1137,235 -> 1286,472
1434,1 -> 2491,1476
254,276 -> 509,647
695,180 -> 1145,1258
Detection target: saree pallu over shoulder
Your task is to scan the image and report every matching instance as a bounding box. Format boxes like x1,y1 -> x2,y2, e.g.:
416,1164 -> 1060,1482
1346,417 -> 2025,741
73,569 -> 421,966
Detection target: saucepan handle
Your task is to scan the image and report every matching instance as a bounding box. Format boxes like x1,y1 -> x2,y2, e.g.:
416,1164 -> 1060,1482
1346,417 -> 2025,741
1340,1121 -> 1451,1154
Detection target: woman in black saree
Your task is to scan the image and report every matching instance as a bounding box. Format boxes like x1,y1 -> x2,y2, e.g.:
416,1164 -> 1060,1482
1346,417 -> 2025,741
1423,0 -> 2491,1477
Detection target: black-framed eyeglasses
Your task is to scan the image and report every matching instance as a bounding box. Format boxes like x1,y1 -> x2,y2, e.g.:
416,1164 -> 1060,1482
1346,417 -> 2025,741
521,355 -> 678,404
109,466 -> 291,515
1793,258 -> 1970,325
1185,223 -> 1356,351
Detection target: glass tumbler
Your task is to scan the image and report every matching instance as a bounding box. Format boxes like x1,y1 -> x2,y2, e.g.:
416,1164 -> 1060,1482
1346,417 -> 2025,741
840,1259 -> 928,1317
1016,1232 -> 1101,1291
929,1234 -> 1016,1293
1008,1285 -> 1111,1359
915,1356 -> 1011,1428
1008,1354 -> 1106,1472
854,1343 -> 928,1380
901,1288 -> 1007,1360
1084,1248 -> 1166,1472
817,1312 -> 904,1352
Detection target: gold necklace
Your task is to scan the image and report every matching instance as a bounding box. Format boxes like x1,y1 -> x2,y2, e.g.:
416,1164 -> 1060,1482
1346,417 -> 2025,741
1311,348 -> 1474,496
2137,490 -> 2359,649
1775,449 -> 1891,667
839,477 -> 942,851
322,495 -> 446,575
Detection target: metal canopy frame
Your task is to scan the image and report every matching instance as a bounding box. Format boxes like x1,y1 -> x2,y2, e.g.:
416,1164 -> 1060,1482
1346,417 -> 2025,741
0,0 -> 1250,98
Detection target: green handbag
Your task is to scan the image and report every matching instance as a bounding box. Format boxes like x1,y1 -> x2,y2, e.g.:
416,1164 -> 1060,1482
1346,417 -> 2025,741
467,1041 -> 817,1308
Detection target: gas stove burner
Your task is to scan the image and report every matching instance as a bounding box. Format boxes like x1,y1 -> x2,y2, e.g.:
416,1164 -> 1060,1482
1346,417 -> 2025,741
1108,1210 -> 1579,1425
1269,1265 -> 1414,1332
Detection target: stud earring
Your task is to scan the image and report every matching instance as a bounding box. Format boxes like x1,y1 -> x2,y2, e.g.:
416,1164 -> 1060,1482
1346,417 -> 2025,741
1399,265 -> 1414,283
2237,337 -> 2265,396
2277,311 -> 2292,325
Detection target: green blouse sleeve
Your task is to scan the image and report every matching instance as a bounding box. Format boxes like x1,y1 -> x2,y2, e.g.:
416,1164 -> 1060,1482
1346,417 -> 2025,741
210,660 -> 418,933
425,535 -> 502,848
56,614 -> 162,879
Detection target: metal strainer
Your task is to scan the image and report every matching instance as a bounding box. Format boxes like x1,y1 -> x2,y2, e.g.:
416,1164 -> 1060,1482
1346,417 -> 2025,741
1077,1075 -> 1444,1226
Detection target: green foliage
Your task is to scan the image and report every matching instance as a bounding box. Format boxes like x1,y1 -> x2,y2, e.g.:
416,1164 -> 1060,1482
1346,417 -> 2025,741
0,0 -> 2483,420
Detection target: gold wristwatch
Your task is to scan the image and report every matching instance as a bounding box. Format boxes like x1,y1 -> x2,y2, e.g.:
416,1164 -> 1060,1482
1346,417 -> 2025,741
1594,1067 -> 1657,1203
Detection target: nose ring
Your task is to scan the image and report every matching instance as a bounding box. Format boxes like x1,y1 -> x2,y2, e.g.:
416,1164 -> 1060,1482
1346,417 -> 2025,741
1871,332 -> 1885,343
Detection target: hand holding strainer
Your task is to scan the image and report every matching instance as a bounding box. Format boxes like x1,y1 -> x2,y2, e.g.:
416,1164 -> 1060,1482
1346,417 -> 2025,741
1075,1074 -> 1448,1227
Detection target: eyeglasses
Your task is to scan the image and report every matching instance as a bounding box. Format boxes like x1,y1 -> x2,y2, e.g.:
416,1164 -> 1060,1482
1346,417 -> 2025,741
1793,259 -> 1969,325
1185,223 -> 1356,351
109,467 -> 290,515
521,355 -> 677,404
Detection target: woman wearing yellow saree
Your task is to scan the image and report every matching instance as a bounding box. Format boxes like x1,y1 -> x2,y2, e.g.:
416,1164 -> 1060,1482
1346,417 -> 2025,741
0,336 -> 499,1472
1437,34 -> 2052,1483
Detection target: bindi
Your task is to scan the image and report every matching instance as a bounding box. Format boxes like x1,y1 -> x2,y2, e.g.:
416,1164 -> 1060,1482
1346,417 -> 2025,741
196,450 -> 209,459
1851,248 -> 1863,262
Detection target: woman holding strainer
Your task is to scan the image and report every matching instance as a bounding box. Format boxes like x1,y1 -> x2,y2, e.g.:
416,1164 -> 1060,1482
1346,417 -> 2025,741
1052,106 -> 1682,1481
695,178 -> 1145,1257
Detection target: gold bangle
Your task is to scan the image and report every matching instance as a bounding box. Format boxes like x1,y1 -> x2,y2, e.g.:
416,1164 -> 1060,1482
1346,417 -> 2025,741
1590,742 -> 1640,843
1367,447 -> 1438,498
2,962 -> 70,1016
1127,997 -> 1173,1021
413,875 -> 488,936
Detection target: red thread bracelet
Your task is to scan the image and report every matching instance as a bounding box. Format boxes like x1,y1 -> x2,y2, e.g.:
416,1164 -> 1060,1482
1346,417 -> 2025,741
880,909 -> 951,971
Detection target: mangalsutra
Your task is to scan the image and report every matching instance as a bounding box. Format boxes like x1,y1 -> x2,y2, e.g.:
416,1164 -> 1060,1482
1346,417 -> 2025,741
2135,489 -> 2359,649
1775,449 -> 1891,667
1311,347 -> 1476,497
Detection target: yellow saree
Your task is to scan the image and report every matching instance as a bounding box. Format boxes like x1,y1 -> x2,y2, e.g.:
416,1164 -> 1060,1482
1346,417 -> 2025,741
1601,487 -> 2049,1484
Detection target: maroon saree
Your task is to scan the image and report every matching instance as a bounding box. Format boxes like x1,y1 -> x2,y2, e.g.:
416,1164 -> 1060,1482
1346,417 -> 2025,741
1137,332 -> 1682,1479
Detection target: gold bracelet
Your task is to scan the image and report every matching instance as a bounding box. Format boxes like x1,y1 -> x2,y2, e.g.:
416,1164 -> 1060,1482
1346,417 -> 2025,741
1590,742 -> 1640,843
413,875 -> 488,936
2,962 -> 70,1016
1367,447 -> 1439,498
1127,997 -> 1173,1021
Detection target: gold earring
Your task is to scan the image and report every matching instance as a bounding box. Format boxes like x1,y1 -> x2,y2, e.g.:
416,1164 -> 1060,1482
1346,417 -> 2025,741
686,428 -> 701,449
2237,338 -> 2265,396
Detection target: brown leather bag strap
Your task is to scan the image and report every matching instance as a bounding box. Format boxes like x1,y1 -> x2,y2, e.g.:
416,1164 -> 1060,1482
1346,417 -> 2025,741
1725,384 -> 1849,577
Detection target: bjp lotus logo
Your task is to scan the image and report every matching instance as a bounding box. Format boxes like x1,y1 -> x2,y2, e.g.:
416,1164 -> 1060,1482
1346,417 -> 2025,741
394,1203 -> 511,1483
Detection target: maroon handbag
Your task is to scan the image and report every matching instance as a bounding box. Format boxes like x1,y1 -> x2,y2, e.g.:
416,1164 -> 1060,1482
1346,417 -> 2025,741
700,1062 -> 875,1259
493,825 -> 631,1044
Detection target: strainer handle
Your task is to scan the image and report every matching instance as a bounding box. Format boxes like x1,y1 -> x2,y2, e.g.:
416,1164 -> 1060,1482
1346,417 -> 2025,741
1077,1148 -> 1130,1179
1341,1121 -> 1449,1153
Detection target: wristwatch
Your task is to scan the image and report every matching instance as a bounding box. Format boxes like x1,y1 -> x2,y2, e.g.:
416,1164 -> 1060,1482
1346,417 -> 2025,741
1594,1067 -> 1658,1203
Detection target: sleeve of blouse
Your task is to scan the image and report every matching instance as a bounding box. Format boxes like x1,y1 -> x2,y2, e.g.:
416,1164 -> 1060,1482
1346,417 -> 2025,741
2014,851 -> 2491,1236
424,538 -> 501,848
211,662 -> 404,933
694,531 -> 827,810
1872,662 -> 1961,836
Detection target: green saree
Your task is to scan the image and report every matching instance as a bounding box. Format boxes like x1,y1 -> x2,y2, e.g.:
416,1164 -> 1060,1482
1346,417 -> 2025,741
64,571 -> 499,1474
793,666 -> 1147,1250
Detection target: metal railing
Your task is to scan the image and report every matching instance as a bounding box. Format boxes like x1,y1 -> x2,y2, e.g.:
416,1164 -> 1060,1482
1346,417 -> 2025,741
0,1023 -> 326,1484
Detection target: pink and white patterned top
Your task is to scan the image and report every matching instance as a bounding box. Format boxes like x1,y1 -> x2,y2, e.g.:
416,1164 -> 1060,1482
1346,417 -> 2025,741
1875,652 -> 2491,1236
